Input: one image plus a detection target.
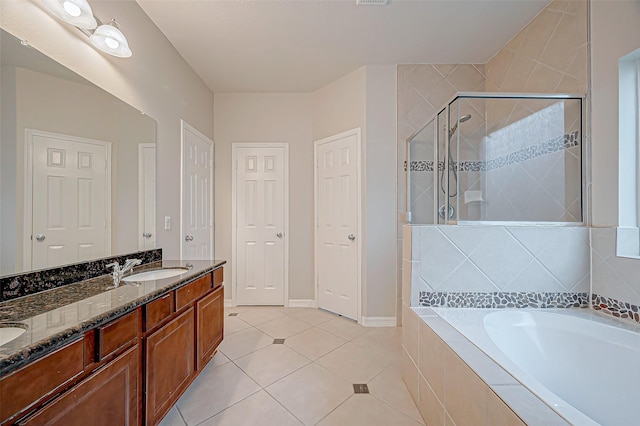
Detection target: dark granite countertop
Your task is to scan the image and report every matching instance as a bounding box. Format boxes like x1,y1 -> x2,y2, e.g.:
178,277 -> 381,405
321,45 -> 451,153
0,259 -> 225,376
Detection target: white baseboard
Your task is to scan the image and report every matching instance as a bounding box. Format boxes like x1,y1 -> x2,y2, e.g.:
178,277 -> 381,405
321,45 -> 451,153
361,316 -> 398,327
224,299 -> 234,308
287,299 -> 317,308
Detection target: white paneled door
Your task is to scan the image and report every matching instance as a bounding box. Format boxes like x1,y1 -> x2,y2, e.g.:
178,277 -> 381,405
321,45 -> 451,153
28,130 -> 110,270
315,129 -> 361,321
234,144 -> 288,305
182,121 -> 214,260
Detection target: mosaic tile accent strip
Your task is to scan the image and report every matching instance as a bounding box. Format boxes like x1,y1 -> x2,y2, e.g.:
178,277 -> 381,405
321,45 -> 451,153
409,130 -> 579,173
0,249 -> 162,302
419,291 -> 589,308
592,294 -> 640,323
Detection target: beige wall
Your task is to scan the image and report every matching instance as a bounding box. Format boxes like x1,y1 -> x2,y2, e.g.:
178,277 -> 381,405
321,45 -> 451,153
364,65 -> 398,319
0,0 -> 215,260
213,93 -> 314,301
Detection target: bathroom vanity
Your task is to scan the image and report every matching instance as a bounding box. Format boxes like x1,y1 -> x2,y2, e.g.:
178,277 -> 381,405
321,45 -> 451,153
0,260 -> 225,425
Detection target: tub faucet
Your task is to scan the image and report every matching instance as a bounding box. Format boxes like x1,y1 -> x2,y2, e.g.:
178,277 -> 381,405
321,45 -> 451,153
106,258 -> 142,286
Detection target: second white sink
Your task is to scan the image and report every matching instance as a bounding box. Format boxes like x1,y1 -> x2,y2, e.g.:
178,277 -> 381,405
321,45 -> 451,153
123,267 -> 190,282
0,325 -> 27,346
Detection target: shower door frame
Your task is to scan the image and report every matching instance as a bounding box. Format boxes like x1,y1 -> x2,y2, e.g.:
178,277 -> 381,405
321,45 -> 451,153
405,92 -> 588,226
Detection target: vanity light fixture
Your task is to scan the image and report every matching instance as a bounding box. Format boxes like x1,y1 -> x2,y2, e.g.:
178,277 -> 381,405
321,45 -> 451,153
41,0 -> 132,58
89,19 -> 132,58
42,0 -> 97,30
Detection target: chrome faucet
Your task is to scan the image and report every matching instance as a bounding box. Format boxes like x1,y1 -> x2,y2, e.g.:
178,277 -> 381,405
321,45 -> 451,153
106,258 -> 142,286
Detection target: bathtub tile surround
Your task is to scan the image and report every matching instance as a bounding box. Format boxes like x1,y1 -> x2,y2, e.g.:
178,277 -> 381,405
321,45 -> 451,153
420,291 -> 588,309
407,225 -> 590,305
591,227 -> 640,324
401,305 -> 569,426
0,249 -> 162,302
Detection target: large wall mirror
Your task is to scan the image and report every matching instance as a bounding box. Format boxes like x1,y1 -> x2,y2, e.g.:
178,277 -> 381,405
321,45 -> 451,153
0,28 -> 157,277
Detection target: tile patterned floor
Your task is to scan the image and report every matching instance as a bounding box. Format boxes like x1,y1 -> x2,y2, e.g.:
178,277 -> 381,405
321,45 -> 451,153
160,306 -> 424,426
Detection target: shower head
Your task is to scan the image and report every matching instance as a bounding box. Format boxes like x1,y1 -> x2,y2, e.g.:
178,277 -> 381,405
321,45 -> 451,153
449,114 -> 472,139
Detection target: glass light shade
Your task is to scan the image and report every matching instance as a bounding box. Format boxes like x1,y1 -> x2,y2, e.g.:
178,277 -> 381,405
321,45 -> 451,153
42,0 -> 97,30
90,23 -> 132,58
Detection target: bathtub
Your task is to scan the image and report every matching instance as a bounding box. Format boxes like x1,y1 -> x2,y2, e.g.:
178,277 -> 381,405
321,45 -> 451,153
429,308 -> 640,425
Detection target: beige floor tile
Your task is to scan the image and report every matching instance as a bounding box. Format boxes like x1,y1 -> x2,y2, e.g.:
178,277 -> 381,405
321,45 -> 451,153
176,363 -> 261,425
234,344 -> 311,387
218,327 -> 273,360
158,406 -> 185,426
236,307 -> 285,326
255,315 -> 313,338
266,363 -> 353,426
317,316 -> 368,341
286,308 -> 338,325
224,315 -> 252,335
351,327 -> 404,364
210,351 -> 231,369
199,390 -> 303,426
368,364 -> 425,424
316,342 -> 390,384
317,394 -> 424,426
285,327 -> 347,360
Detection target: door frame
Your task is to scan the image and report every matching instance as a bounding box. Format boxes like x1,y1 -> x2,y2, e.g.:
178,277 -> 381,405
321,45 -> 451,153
231,143 -> 289,307
180,120 -> 214,260
23,128 -> 112,271
313,128 -> 362,323
138,143 -> 156,250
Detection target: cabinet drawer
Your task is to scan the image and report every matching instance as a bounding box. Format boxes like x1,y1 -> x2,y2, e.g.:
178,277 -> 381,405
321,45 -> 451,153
145,292 -> 174,332
175,274 -> 212,311
0,339 -> 84,423
17,345 -> 139,426
97,310 -> 139,361
213,267 -> 223,288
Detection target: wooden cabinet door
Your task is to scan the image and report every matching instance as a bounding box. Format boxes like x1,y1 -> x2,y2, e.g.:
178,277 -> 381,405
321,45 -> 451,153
196,285 -> 224,370
18,345 -> 139,426
145,307 -> 195,425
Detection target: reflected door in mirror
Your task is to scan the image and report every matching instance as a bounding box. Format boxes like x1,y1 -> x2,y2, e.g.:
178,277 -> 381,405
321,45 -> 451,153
29,130 -> 110,270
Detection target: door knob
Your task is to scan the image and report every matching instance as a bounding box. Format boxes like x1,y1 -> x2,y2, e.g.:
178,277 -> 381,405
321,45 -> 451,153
185,235 -> 194,242
276,232 -> 283,239
35,234 -> 46,242
348,234 -> 356,241
143,232 -> 152,239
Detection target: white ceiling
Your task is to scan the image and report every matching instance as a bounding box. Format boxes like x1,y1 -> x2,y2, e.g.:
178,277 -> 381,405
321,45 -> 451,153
136,0 -> 550,93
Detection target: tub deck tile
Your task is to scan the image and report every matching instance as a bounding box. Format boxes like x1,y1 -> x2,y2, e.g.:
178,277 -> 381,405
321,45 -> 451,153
491,384 -> 571,426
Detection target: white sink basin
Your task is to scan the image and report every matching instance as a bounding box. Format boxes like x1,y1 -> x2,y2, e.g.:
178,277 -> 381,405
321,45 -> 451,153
123,267 -> 190,282
0,325 -> 27,346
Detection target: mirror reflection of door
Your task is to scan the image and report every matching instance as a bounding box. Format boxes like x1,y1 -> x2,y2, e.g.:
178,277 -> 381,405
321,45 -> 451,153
138,143 -> 156,250
26,129 -> 111,270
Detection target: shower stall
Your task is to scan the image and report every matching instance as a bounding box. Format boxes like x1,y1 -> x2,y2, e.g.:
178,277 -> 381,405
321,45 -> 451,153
406,93 -> 585,224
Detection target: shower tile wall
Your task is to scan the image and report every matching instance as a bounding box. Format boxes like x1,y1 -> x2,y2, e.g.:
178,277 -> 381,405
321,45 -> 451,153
396,0 -> 588,314
397,64 -> 486,318
485,0 -> 588,94
405,225 -> 590,307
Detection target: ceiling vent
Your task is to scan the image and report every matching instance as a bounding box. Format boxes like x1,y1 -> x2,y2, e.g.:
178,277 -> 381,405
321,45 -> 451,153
356,0 -> 388,5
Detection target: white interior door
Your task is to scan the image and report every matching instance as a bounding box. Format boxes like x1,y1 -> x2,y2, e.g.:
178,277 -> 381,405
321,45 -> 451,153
28,130 -> 110,270
234,144 -> 288,305
181,121 -> 214,261
138,143 -> 156,250
315,129 -> 361,321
